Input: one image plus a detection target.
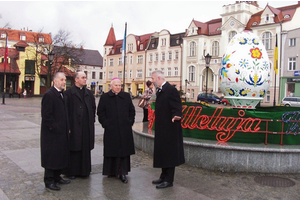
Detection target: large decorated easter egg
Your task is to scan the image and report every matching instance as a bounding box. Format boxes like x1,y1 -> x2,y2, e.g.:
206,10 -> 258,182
219,30 -> 270,109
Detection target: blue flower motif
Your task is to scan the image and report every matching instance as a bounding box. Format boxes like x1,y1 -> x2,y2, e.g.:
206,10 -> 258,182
239,38 -> 247,45
263,61 -> 269,70
252,38 -> 259,45
239,59 -> 248,68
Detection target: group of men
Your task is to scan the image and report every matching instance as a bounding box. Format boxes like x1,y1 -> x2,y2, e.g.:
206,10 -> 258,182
40,70 -> 185,191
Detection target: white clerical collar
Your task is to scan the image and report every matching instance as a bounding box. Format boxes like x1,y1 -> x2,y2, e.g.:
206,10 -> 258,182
54,86 -> 62,92
160,81 -> 166,89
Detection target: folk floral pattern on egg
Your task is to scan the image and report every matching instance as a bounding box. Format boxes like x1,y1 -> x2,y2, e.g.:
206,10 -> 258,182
220,30 -> 270,109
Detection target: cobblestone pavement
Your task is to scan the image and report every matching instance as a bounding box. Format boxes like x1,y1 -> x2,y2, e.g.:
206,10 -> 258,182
0,96 -> 300,200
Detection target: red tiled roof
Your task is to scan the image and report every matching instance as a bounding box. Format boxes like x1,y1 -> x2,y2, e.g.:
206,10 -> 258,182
0,48 -> 20,74
40,64 -> 74,77
0,28 -> 52,44
105,26 -> 116,46
14,41 -> 29,48
193,18 -> 222,36
246,2 -> 300,29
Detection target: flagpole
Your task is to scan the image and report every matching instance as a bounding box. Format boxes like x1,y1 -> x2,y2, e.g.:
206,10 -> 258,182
122,22 -> 127,91
2,33 -> 8,105
273,34 -> 278,107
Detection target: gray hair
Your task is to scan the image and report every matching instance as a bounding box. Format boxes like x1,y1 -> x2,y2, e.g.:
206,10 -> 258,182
74,71 -> 85,79
110,78 -> 121,85
152,70 -> 165,80
53,72 -> 65,80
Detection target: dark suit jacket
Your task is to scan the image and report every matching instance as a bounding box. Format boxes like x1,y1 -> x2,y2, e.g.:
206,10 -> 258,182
97,90 -> 135,157
153,82 -> 185,168
40,86 -> 69,169
64,85 -> 96,151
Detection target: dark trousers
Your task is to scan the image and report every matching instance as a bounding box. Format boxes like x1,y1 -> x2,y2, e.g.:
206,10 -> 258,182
143,108 -> 148,122
44,168 -> 62,185
159,167 -> 175,183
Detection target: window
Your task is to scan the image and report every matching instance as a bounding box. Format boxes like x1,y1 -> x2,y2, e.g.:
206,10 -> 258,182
92,72 -> 95,79
99,72 -> 103,79
84,71 -> 88,79
161,68 -> 164,74
39,37 -> 44,43
167,68 -> 171,76
129,70 -> 132,78
175,51 -> 179,60
136,70 -> 142,78
174,67 -> 178,76
138,55 -> 143,64
124,70 -> 127,78
104,59 -> 106,67
118,71 -> 122,78
212,41 -> 219,56
149,54 -> 153,62
140,44 -> 143,50
109,71 -> 113,79
192,89 -> 194,99
148,68 -> 152,77
262,32 -> 272,50
189,41 -> 196,57
118,57 -> 122,65
155,53 -> 158,61
288,57 -> 296,71
168,52 -> 172,60
128,43 -> 133,51
161,52 -> 165,61
1,33 -> 6,38
25,60 -> 35,75
161,38 -> 166,46
104,48 -> 107,54
289,38 -> 296,47
109,59 -> 114,66
266,91 -> 270,102
20,34 -> 26,41
189,66 -> 195,82
130,56 -> 133,64
228,31 -> 237,42
266,14 -> 269,21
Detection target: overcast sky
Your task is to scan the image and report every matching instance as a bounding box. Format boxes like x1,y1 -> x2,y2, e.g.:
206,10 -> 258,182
0,1 -> 297,55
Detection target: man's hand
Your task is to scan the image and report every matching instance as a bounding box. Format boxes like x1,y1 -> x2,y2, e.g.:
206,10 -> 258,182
172,116 -> 181,122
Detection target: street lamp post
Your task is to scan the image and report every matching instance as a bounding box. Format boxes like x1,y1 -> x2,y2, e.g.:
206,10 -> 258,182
185,79 -> 188,102
204,53 -> 212,103
47,51 -> 55,89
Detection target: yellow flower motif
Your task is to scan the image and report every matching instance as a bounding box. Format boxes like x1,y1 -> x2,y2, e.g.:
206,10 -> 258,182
250,47 -> 262,59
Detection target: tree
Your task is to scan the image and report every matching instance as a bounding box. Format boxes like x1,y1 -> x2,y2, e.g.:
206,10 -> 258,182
28,29 -> 84,89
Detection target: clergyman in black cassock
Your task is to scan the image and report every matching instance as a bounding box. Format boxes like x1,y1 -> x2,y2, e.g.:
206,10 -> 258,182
97,78 -> 135,183
63,71 -> 96,178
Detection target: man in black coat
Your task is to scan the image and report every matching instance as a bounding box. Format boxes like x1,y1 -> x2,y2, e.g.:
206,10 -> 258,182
151,70 -> 185,189
40,72 -> 71,191
97,77 -> 135,184
63,71 -> 96,178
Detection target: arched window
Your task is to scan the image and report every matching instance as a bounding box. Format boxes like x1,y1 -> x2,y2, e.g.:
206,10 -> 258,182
212,41 -> 219,56
189,66 -> 195,82
228,31 -> 237,42
189,41 -> 196,57
262,32 -> 272,50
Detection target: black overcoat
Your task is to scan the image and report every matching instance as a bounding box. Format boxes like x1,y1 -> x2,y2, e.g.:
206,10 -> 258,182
40,87 -> 69,169
154,82 -> 185,168
64,85 -> 96,151
97,90 -> 135,157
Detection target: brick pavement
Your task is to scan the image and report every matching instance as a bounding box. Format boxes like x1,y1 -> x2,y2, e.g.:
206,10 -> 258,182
0,96 -> 300,199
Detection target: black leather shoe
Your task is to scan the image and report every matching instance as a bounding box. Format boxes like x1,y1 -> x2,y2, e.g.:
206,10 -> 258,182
45,183 -> 61,191
156,181 -> 173,189
56,179 -> 71,184
66,176 -> 76,180
152,178 -> 164,184
119,175 -> 128,183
